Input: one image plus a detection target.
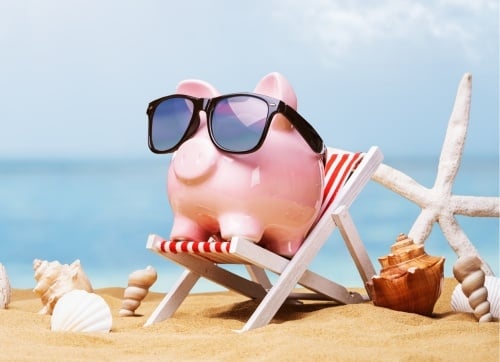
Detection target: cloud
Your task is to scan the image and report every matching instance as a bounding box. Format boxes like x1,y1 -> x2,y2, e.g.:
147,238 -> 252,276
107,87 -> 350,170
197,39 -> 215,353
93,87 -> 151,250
271,0 -> 498,66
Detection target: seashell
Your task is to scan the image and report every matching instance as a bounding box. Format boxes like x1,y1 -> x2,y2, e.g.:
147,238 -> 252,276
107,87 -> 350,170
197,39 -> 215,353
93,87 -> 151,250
451,276 -> 499,321
51,289 -> 112,333
366,233 -> 445,316
119,265 -> 157,317
0,263 -> 12,309
451,256 -> 498,322
33,259 -> 93,315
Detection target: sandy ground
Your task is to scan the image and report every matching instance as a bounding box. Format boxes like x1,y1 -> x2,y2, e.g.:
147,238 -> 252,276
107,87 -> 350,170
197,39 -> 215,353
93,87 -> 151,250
0,278 -> 498,361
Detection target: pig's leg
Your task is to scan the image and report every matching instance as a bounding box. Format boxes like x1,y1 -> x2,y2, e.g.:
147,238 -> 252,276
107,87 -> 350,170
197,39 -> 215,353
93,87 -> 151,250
260,229 -> 308,258
218,213 -> 264,243
170,215 -> 212,242
219,214 -> 306,257
265,238 -> 303,258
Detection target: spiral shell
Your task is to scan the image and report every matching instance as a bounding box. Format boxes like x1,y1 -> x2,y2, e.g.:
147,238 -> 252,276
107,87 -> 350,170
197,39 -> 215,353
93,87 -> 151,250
33,259 -> 93,315
119,266 -> 157,317
0,263 -> 11,309
451,256 -> 497,322
366,233 -> 445,316
451,275 -> 499,320
51,289 -> 112,333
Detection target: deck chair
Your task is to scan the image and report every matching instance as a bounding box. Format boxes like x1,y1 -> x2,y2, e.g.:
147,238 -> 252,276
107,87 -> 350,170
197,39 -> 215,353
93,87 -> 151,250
144,146 -> 383,332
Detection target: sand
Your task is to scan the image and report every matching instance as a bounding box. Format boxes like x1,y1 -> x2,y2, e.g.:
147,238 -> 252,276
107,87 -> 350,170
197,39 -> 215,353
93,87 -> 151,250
0,278 -> 498,361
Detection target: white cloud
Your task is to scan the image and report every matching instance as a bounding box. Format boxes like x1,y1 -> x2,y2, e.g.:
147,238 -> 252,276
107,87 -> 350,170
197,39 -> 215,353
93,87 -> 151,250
271,0 -> 498,66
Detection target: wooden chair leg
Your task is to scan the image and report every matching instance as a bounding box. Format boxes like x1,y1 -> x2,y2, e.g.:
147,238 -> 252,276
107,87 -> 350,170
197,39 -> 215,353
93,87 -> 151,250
246,265 -> 273,290
333,205 -> 376,298
144,269 -> 199,326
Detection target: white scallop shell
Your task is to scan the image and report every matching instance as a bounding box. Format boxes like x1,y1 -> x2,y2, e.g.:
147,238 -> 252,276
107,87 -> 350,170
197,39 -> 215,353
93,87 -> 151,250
451,276 -> 499,319
51,290 -> 112,333
0,263 -> 12,309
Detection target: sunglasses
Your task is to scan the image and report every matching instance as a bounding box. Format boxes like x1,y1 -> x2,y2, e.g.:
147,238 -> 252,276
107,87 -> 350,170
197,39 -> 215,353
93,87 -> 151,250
147,92 -> 325,156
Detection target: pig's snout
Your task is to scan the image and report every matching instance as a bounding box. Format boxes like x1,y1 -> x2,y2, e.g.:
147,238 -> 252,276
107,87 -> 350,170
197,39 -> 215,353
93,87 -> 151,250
172,138 -> 217,183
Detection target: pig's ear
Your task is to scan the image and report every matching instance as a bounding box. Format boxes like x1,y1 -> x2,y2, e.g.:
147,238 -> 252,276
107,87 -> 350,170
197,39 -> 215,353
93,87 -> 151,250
176,79 -> 220,98
254,72 -> 298,131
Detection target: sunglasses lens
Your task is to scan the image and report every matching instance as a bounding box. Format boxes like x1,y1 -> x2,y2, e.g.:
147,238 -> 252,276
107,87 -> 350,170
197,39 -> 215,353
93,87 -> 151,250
211,96 -> 268,152
151,97 -> 195,152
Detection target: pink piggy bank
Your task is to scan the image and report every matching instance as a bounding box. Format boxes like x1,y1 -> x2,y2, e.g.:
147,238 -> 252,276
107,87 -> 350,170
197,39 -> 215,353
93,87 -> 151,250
147,72 -> 325,257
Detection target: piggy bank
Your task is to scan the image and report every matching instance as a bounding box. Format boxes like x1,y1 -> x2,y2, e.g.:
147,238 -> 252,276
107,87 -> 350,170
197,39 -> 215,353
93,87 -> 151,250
157,73 -> 324,257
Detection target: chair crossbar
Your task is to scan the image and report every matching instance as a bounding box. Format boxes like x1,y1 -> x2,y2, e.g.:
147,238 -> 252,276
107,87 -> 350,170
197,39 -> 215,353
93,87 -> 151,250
156,239 -> 235,264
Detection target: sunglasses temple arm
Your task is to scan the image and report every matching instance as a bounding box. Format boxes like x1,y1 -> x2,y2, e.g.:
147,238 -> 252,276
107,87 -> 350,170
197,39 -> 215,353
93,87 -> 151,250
282,105 -> 325,154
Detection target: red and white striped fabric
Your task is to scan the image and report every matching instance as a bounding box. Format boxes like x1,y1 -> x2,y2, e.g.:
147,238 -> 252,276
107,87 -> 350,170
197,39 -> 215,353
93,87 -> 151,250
159,238 -> 231,254
157,238 -> 232,263
153,149 -> 363,261
318,149 -> 363,217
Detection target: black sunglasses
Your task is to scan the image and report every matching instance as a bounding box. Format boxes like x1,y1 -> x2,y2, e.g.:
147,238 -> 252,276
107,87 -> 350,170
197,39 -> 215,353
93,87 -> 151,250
147,92 -> 325,156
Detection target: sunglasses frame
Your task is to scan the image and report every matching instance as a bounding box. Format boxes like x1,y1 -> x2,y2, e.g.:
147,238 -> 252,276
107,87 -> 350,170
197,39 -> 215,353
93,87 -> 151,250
147,92 -> 325,157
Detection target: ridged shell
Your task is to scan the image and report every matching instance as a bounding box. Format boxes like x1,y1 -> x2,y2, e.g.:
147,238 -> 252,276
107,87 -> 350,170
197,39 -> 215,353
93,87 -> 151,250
366,233 -> 445,316
51,289 -> 112,333
451,255 -> 495,322
0,263 -> 11,309
33,259 -> 93,315
451,275 -> 499,320
119,265 -> 157,317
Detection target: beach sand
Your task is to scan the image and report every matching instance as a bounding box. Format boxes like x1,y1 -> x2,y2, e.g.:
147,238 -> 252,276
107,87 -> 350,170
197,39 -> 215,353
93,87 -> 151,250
0,278 -> 498,361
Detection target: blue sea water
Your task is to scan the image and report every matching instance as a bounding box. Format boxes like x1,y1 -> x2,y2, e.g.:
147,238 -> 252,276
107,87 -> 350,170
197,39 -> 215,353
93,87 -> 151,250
0,155 -> 498,293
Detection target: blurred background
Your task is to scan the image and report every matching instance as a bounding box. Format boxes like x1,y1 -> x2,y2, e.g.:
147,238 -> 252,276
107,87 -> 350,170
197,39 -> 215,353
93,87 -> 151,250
0,1 -> 498,291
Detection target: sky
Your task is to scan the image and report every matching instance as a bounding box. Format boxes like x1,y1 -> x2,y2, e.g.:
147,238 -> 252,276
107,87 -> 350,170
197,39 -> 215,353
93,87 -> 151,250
0,0 -> 498,160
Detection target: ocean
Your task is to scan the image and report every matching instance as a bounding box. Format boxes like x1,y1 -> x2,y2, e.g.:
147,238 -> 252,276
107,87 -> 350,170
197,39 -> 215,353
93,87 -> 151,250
0,156 -> 498,293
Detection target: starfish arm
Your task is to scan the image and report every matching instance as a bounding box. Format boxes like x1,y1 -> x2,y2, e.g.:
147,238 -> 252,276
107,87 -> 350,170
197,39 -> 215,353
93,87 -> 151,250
438,212 -> 495,275
408,208 -> 439,244
434,73 -> 472,194
372,163 -> 430,207
451,195 -> 500,217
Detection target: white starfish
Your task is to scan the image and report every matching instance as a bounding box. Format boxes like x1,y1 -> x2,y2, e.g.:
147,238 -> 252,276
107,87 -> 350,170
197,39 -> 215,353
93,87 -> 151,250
372,73 -> 499,276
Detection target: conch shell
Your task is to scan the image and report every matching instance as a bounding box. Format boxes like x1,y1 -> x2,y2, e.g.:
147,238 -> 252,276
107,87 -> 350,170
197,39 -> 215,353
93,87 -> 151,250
33,259 -> 93,315
0,263 -> 11,309
452,256 -> 495,322
51,289 -> 112,333
366,233 -> 445,316
119,266 -> 157,316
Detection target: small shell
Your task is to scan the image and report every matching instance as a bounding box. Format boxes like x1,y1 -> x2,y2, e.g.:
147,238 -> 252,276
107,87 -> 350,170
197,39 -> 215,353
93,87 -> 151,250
452,256 -> 499,321
451,278 -> 500,320
366,233 -> 445,316
0,263 -> 12,309
33,259 -> 93,315
51,289 -> 112,333
119,266 -> 157,317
